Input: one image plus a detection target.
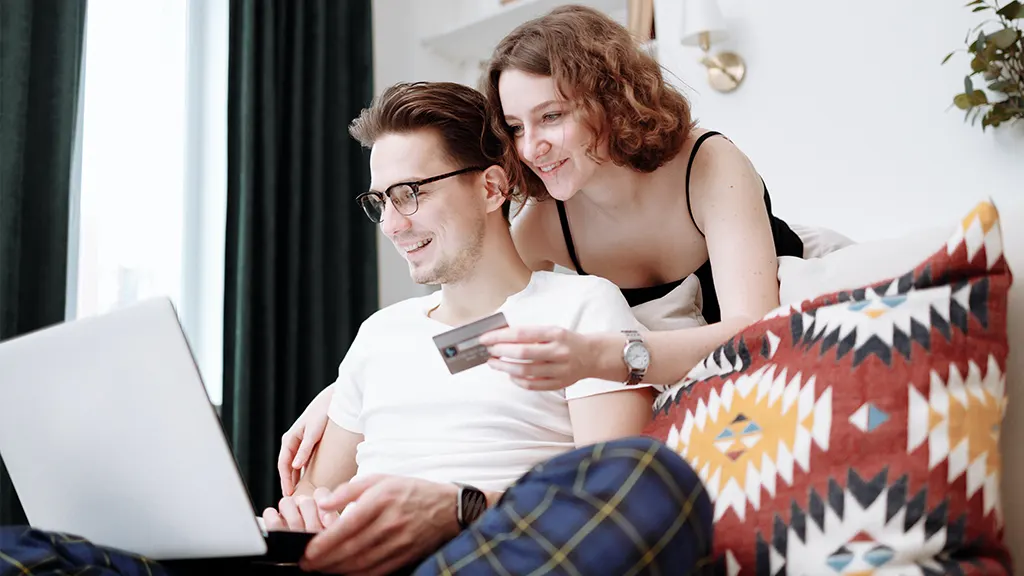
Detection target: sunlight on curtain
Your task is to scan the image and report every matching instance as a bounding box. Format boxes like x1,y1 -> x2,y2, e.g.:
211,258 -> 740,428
75,0 -> 227,404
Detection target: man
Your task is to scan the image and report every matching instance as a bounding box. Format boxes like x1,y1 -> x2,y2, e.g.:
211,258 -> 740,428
262,81 -> 712,576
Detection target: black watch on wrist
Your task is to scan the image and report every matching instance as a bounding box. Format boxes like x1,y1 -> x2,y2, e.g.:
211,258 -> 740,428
455,483 -> 487,529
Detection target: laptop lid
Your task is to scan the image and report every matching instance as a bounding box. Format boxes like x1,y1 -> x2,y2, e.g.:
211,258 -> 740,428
0,297 -> 268,560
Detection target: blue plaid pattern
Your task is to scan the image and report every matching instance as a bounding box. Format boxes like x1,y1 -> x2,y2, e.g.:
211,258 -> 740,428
0,526 -> 168,575
0,437 -> 710,575
410,436 -> 713,576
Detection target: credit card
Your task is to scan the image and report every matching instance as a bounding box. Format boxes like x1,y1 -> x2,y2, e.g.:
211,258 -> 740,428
433,312 -> 508,374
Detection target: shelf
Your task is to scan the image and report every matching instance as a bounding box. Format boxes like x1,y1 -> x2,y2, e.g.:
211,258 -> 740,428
421,0 -> 628,67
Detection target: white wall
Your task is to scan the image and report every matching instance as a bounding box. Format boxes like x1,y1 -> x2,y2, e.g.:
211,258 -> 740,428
372,0 -> 1024,307
372,0 -> 465,308
651,0 -> 1024,241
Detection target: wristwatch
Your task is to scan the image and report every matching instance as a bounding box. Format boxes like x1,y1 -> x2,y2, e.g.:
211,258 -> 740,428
455,483 -> 487,529
621,329 -> 650,386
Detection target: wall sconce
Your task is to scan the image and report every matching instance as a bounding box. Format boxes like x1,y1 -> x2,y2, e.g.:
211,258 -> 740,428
680,0 -> 746,93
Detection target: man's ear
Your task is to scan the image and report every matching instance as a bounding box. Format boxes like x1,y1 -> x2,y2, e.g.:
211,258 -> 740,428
481,165 -> 510,215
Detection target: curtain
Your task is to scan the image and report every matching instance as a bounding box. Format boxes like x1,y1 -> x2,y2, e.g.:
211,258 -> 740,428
223,0 -> 378,512
0,0 -> 88,525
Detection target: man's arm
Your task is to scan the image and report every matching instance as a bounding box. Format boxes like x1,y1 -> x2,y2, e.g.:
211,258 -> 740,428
564,278 -> 658,446
291,419 -> 362,497
567,388 -> 655,447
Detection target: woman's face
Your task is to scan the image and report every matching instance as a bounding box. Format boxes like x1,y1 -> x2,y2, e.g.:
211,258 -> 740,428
498,69 -> 601,201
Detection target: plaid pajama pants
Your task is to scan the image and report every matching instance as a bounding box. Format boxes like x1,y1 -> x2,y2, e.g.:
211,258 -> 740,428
0,527 -> 167,576
408,435 -> 713,576
0,436 -> 711,575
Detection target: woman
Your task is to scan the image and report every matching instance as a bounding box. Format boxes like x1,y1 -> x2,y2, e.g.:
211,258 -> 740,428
278,5 -> 835,492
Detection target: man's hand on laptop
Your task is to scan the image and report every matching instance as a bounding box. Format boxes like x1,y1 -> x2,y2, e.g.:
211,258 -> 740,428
298,474 -> 473,576
262,488 -> 335,533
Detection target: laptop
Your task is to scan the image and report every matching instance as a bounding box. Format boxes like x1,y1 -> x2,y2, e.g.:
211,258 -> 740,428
0,297 -> 314,565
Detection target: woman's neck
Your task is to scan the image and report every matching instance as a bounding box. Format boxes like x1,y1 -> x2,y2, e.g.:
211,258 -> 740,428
577,154 -> 686,215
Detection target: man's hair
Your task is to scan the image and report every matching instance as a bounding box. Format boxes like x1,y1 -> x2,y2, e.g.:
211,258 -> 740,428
349,81 -> 515,222
483,5 -> 696,202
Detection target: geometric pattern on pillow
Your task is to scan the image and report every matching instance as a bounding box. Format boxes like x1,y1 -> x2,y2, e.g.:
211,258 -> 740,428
644,201 -> 1014,575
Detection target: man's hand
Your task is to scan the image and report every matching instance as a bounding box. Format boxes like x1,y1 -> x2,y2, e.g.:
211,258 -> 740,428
262,489 -> 335,534
299,475 -> 462,576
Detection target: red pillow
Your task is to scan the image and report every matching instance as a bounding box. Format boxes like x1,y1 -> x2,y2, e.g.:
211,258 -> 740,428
645,201 -> 1013,575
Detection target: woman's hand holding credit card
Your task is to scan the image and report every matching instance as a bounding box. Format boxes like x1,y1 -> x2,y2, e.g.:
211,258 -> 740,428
432,312 -> 509,374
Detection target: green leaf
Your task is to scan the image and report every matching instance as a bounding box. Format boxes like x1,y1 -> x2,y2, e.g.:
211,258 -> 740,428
970,89 -> 989,105
989,79 -> 1018,92
989,28 -> 1019,48
966,75 -> 975,94
974,5 -> 989,11
966,0 -> 985,6
984,41 -> 1001,59
942,51 -> 957,64
996,0 -> 1024,18
955,93 -> 974,109
970,30 -> 989,53
972,55 -> 989,72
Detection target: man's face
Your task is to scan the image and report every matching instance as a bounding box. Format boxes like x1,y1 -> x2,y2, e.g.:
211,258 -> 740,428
369,130 -> 487,285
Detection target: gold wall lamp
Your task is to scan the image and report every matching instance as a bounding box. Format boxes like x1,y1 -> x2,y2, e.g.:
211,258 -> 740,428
680,0 -> 746,93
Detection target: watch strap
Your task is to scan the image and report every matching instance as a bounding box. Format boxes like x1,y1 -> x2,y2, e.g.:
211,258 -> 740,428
455,483 -> 487,529
622,329 -> 646,386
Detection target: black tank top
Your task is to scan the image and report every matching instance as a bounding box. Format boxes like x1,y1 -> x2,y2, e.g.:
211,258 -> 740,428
554,131 -> 804,325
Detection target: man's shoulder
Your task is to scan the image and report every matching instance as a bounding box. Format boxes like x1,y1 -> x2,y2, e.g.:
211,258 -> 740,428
357,293 -> 435,334
523,271 -> 638,332
531,270 -> 623,301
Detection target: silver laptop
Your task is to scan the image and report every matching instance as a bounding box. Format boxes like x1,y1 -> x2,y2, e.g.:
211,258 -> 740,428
0,297 -> 312,562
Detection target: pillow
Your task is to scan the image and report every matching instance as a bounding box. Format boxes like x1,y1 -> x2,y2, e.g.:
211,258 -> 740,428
778,224 -> 953,307
631,273 -> 706,332
645,200 -> 1013,575
788,222 -> 859,259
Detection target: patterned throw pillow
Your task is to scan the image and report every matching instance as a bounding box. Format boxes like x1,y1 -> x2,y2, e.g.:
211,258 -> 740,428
644,201 -> 1013,575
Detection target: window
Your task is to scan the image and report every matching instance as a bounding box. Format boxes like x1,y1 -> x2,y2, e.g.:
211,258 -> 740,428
72,0 -> 228,405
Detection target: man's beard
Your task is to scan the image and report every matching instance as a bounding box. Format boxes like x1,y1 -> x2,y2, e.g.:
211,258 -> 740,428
411,215 -> 486,285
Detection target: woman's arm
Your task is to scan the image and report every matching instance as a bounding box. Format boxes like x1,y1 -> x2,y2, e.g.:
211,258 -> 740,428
593,137 -> 781,385
487,140 -> 780,388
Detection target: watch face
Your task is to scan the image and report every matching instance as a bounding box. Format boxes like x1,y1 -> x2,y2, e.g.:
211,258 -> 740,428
625,342 -> 650,369
459,486 -> 488,527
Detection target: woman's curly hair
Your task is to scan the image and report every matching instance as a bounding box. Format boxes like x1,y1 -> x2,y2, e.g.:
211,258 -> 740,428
483,4 -> 696,202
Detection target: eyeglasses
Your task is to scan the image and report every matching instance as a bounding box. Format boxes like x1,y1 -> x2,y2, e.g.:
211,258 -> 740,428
355,166 -> 486,223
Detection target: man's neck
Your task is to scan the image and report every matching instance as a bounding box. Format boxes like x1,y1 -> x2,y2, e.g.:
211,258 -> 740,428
429,229 -> 534,327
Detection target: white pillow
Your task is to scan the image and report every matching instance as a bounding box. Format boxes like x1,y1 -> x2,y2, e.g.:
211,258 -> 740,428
778,224 -> 953,306
788,222 -> 858,259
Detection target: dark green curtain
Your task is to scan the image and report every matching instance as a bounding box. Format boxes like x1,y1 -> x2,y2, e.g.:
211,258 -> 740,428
0,0 -> 88,526
223,0 -> 378,512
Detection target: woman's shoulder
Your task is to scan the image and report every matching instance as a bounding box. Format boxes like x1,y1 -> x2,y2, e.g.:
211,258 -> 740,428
683,129 -> 763,201
683,129 -> 756,176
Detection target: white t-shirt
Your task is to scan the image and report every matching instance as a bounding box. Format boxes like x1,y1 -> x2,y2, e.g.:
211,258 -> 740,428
327,270 -> 652,492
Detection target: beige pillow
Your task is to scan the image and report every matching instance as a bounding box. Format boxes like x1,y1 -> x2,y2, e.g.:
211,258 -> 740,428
630,273 -> 706,332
